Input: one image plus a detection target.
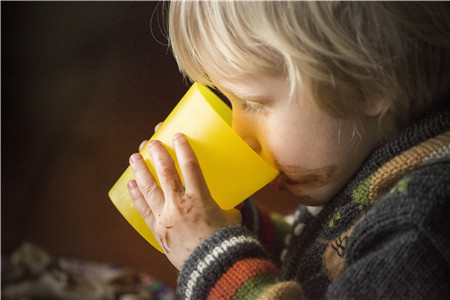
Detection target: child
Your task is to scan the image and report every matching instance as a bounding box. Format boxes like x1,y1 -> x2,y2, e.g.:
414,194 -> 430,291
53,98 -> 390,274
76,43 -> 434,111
127,2 -> 450,299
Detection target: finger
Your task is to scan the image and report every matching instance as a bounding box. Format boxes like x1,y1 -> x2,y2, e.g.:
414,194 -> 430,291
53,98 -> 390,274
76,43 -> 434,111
139,140 -> 148,152
129,153 -> 164,211
173,133 -> 209,196
137,121 -> 163,152
147,140 -> 185,199
127,179 -> 155,228
154,122 -> 163,133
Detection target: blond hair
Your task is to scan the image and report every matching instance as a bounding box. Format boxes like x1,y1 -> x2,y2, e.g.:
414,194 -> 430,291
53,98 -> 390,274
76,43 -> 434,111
168,1 -> 450,130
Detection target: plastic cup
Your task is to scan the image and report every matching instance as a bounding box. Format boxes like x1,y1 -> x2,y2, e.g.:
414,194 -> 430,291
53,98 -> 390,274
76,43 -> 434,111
108,82 -> 279,252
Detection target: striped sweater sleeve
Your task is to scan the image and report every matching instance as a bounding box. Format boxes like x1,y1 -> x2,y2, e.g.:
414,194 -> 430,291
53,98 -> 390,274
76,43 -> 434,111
177,200 -> 302,299
177,226 -> 303,299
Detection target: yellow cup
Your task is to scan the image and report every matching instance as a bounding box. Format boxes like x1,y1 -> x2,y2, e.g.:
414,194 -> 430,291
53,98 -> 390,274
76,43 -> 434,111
109,82 -> 279,252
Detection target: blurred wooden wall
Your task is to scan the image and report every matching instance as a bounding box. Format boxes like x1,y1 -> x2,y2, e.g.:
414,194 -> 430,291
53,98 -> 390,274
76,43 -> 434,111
2,2 -> 298,289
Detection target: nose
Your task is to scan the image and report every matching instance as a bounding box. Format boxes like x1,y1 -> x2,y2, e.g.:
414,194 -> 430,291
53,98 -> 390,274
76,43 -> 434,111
232,113 -> 262,154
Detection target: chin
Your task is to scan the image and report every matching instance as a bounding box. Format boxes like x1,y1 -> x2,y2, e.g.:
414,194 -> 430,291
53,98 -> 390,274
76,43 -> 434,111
288,187 -> 332,206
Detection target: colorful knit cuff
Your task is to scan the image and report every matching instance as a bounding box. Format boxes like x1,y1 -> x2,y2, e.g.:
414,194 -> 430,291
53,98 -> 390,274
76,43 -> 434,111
177,225 -> 269,300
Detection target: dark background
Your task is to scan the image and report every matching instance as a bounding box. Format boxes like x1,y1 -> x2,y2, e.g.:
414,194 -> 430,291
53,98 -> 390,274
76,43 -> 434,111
2,1 -> 297,289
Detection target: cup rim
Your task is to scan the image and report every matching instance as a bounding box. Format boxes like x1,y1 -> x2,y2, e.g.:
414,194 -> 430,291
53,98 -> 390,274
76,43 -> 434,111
193,82 -> 233,126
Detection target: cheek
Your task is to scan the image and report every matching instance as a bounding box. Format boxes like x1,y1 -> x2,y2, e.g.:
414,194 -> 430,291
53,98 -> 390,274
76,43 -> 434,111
270,114 -> 310,149
260,104 -> 345,170
261,123 -> 306,168
263,116 -> 344,177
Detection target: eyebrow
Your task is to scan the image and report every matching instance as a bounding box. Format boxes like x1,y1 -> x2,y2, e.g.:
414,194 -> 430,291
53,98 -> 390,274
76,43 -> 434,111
220,85 -> 268,102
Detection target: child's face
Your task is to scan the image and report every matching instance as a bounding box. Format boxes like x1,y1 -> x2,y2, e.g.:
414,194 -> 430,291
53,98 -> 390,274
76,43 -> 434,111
214,74 -> 383,206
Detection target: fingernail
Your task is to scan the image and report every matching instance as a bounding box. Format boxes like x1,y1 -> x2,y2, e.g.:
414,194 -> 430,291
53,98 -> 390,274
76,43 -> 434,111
127,180 -> 137,189
129,153 -> 142,164
173,133 -> 185,142
139,140 -> 148,151
148,140 -> 160,150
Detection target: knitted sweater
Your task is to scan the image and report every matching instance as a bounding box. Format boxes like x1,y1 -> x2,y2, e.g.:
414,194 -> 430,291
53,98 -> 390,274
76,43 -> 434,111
177,106 -> 450,299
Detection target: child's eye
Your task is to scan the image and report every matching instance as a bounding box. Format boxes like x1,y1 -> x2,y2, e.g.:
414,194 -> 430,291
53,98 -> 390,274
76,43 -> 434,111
242,101 -> 263,113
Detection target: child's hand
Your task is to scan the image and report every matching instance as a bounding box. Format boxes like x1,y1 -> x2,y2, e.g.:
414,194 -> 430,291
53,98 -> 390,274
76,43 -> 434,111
127,133 -> 242,270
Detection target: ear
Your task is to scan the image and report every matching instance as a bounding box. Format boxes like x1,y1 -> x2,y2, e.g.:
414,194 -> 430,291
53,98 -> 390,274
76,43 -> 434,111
364,96 -> 389,117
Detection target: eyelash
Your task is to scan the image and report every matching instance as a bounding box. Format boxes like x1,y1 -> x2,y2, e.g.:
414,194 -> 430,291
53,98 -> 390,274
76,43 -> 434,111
241,101 -> 263,112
